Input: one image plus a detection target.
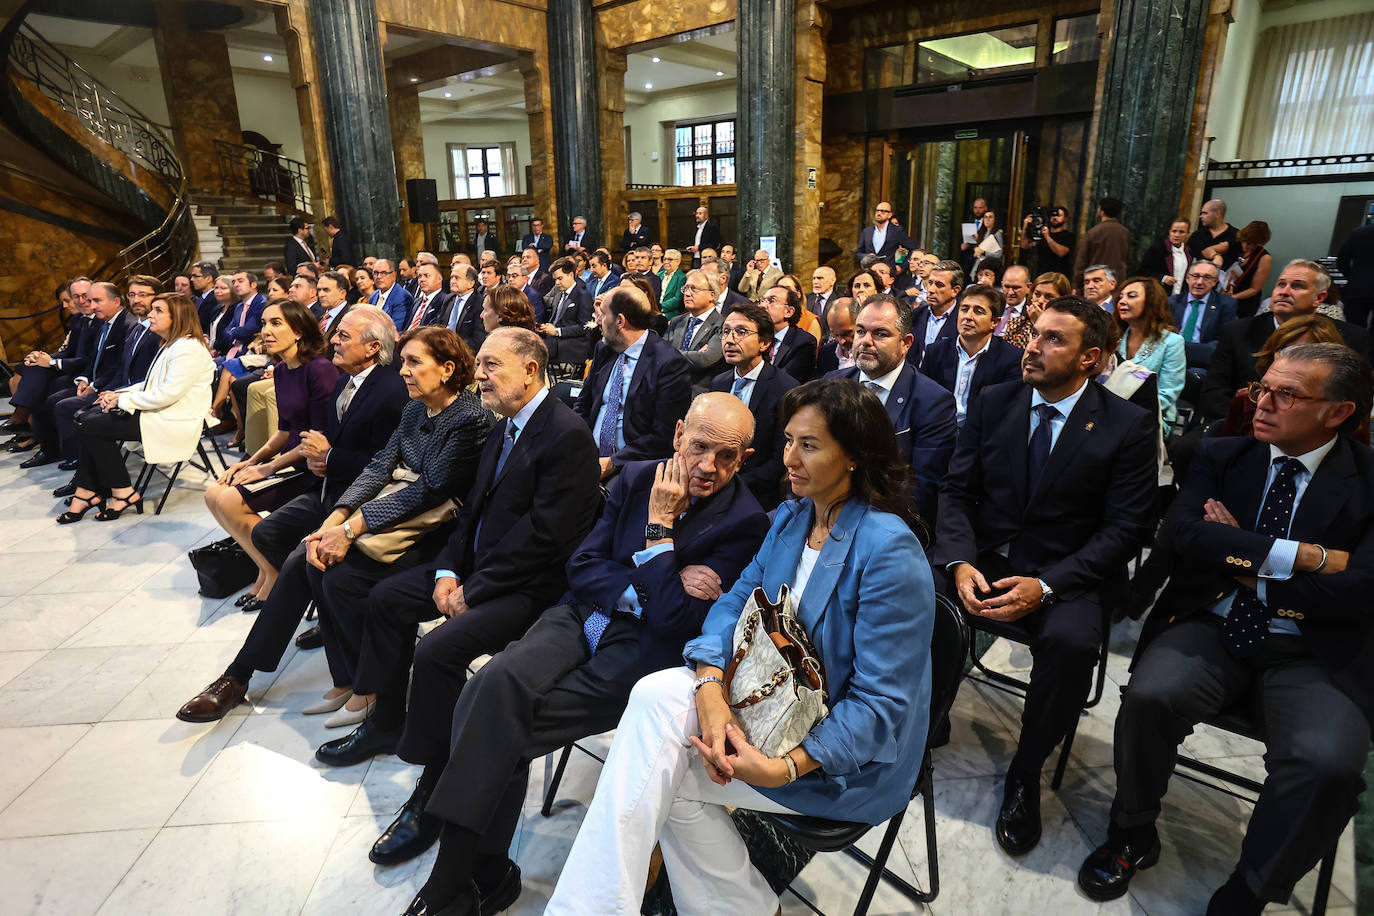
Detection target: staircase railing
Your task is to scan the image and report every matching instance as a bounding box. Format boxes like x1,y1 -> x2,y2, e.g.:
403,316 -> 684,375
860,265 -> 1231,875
3,19 -> 196,284
214,138 -> 311,214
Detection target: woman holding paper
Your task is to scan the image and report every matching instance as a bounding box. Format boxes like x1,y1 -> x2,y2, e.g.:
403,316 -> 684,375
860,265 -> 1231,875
971,210 -> 1004,280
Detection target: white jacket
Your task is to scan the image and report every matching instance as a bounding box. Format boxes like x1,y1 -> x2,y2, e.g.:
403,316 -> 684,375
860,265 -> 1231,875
115,336 -> 215,464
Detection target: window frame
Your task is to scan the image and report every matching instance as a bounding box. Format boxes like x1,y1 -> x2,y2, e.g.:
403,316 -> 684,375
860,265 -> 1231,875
671,117 -> 736,187
446,142 -> 518,199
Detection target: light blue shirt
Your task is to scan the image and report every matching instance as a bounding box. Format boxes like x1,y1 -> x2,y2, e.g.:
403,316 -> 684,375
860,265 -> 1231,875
592,332 -> 647,451
925,307 -> 952,347
435,387 -> 550,583
728,359 -> 765,408
1209,437 -> 1338,635
953,336 -> 992,424
1029,378 -> 1090,451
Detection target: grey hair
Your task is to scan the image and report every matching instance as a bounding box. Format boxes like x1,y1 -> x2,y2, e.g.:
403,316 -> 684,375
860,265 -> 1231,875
690,268 -> 721,296
1276,342 -> 1372,435
1283,258 -> 1333,293
342,304 -> 398,366
508,260 -> 530,277
627,211 -> 642,221
416,251 -> 438,266
932,259 -> 965,289
701,256 -> 729,276
487,326 -> 548,378
1085,264 -> 1117,283
1189,259 -> 1220,275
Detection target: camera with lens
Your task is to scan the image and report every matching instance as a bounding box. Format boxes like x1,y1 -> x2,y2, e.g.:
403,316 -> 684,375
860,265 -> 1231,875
1027,205 -> 1051,237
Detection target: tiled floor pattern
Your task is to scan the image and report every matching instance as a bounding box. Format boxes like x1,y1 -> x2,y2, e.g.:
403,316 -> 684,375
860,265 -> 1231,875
0,437 -> 1355,915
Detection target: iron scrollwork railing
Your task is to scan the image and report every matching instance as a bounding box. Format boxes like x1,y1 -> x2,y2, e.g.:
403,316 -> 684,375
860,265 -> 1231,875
6,22 -> 195,285
215,139 -> 311,213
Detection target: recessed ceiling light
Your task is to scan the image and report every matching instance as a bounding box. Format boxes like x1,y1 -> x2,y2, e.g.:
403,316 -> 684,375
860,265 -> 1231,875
443,91 -> 452,98
644,82 -> 653,90
262,54 -> 273,62
716,70 -> 724,76
651,56 -> 660,63
409,77 -> 418,83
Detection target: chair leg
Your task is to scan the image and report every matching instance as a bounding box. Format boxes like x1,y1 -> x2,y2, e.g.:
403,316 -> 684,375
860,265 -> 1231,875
155,461 -> 184,515
206,428 -> 229,472
850,812 -> 904,916
541,745 -> 574,817
133,461 -> 152,494
920,765 -> 939,903
1311,845 -> 1335,916
1084,634 -> 1110,709
305,600 -> 317,623
1051,712 -> 1080,791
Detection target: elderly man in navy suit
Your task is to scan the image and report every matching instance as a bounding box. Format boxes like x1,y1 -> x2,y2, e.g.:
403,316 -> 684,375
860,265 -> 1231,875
825,294 -> 956,525
1080,343 -> 1374,914
935,296 -> 1156,859
391,393 -> 768,916
575,285 -> 693,482
177,306 -> 409,721
921,284 -> 1024,428
855,200 -> 918,267
1169,259 -> 1237,367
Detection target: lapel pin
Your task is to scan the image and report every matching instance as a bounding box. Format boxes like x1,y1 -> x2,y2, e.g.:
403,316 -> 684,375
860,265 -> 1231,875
897,396 -> 905,404
1084,421 -> 1095,431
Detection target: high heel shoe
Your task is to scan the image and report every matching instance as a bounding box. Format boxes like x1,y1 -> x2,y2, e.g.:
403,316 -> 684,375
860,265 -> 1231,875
57,495 -> 101,524
95,492 -> 143,521
234,592 -> 258,608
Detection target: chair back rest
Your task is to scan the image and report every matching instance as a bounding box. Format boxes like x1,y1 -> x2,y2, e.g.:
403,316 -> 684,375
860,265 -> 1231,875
929,592 -> 971,738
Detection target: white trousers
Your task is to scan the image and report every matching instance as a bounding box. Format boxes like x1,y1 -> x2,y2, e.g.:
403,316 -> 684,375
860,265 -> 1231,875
545,666 -> 796,916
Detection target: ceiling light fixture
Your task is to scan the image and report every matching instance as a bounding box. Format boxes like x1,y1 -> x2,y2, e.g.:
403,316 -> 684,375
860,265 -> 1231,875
444,91 -> 452,98
262,54 -> 273,62
716,70 -> 724,76
409,76 -> 418,83
644,82 -> 653,90
651,56 -> 660,63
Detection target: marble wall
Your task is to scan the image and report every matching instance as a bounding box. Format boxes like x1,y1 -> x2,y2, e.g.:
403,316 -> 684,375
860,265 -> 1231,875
387,82 -> 427,257
793,0 -> 830,278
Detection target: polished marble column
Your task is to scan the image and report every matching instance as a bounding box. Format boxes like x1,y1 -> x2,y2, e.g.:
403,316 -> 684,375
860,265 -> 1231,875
152,0 -> 241,191
546,0 -> 602,248
309,0 -> 402,259
736,0 -> 795,269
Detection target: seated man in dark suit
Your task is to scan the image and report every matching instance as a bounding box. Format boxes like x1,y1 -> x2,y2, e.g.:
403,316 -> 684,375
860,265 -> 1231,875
761,283 -> 818,382
665,268 -> 725,395
1079,343 -> 1374,915
403,262 -> 452,334
1169,260 -> 1237,367
701,256 -> 752,314
575,285 -> 692,482
9,277 -> 95,453
521,248 -> 554,300
816,296 -> 857,374
392,394 -> 769,916
909,260 -> 962,368
826,294 -> 956,525
935,296 -> 1156,857
176,306 -> 408,721
1198,259 -> 1370,422
711,303 -> 799,509
314,328 -> 602,767
920,284 -> 1024,429
537,257 -> 595,367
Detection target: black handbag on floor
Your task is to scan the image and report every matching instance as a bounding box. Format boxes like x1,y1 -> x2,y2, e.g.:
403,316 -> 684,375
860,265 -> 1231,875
188,536 -> 258,598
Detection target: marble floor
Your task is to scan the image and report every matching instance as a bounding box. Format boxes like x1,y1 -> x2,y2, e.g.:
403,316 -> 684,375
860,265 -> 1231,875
0,430 -> 1357,915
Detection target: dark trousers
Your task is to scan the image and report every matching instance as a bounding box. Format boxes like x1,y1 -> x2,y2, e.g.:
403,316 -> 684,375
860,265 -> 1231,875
423,603 -> 644,856
938,552 -> 1106,777
1343,296 -> 1372,330
367,563 -> 546,750
72,409 -> 140,492
310,535 -> 443,689
54,391 -> 99,459
11,363 -> 64,411
31,384 -> 77,455
1111,617 -> 1369,901
250,490 -> 327,570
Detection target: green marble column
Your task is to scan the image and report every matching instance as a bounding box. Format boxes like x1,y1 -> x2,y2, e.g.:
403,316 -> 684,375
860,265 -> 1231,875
1091,0 -> 1211,268
309,0 -> 402,260
736,0 -> 795,269
547,0 -> 603,247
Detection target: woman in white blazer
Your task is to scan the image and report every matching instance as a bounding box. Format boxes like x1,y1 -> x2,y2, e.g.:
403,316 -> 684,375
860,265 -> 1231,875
60,291 -> 214,523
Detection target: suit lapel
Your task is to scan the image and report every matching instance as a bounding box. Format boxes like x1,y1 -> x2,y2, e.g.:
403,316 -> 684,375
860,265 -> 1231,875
627,337 -> 655,402
1007,384 -> 1034,505
1290,438 -> 1353,541
1227,440 -> 1275,533
492,395 -> 552,488
794,500 -> 865,622
1030,383 -> 1101,504
466,416 -> 508,520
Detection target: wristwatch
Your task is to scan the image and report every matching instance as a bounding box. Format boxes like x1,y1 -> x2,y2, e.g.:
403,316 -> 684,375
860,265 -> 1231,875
343,519 -> 357,541
1036,578 -> 1055,606
645,522 -> 674,541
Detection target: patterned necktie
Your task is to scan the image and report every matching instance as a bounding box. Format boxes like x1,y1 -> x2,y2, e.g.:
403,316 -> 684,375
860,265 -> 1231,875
408,293 -> 429,330
1182,299 -> 1203,342
597,352 -> 628,457
319,311 -> 330,333
336,377 -> 356,421
552,291 -> 569,324
864,380 -> 884,395
1027,403 -> 1059,492
494,421 -> 519,478
583,608 -> 611,654
731,375 -> 750,403
1223,457 -> 1304,657
681,316 -> 701,351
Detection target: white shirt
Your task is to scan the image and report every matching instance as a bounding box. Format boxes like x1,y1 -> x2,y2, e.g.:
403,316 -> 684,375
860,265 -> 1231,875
728,359 -> 766,408
857,362 -> 905,406
1168,245 -> 1188,296
793,545 -> 821,601
694,222 -> 706,249
1029,377 -> 1090,450
954,335 -> 993,423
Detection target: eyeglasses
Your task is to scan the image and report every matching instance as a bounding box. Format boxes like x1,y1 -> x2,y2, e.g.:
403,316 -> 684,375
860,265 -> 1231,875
874,207 -> 892,213
1246,382 -> 1329,411
373,269 -> 394,276
720,327 -> 758,340
1185,272 -> 1215,280
684,284 -> 712,293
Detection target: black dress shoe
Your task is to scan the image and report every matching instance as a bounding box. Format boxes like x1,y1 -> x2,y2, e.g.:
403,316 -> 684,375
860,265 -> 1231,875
0,419 -> 29,433
995,772 -> 1042,856
371,780 -> 441,865
476,859 -> 522,913
20,450 -> 56,468
399,883 -> 480,916
52,478 -> 77,498
7,438 -> 37,452
57,457 -> 79,471
315,716 -> 401,767
1078,832 -> 1160,901
295,624 -> 323,649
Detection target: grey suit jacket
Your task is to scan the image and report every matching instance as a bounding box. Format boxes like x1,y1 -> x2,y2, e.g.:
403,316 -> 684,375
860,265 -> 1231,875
666,308 -> 726,394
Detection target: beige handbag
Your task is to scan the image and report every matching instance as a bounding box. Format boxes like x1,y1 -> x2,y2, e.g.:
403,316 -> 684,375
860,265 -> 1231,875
723,585 -> 829,757
354,465 -> 460,564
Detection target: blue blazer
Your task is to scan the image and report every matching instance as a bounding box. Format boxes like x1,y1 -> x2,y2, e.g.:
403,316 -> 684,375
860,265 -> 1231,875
371,284 -> 415,330
224,292 -> 267,346
520,232 -> 554,270
919,334 -> 1023,419
825,364 -> 956,525
587,271 -> 619,299
1117,329 -> 1186,425
908,303 -> 958,368
569,461 -> 768,677
1169,289 -> 1236,367
684,497 -> 933,825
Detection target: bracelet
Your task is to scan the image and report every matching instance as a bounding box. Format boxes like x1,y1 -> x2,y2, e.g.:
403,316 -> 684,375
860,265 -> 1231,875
692,675 -> 724,697
781,752 -> 798,784
1314,544 -> 1329,573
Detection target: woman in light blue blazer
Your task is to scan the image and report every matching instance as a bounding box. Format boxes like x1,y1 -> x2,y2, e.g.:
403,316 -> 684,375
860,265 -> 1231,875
1115,276 -> 1187,425
548,379 -> 934,916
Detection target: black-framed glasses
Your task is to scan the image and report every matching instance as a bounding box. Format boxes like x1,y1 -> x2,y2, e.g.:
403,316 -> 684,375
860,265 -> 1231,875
1247,382 -> 1328,410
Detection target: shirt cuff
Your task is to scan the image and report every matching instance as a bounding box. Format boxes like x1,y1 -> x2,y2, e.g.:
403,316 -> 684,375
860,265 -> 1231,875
944,560 -> 968,571
1258,539 -> 1298,581
75,376 -> 89,384
632,542 -> 675,566
434,569 -> 458,582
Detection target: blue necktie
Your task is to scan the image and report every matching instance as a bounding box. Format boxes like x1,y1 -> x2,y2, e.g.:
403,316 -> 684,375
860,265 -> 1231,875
1027,404 -> 1058,493
681,316 -> 701,351
494,421 -> 518,478
731,375 -> 750,402
597,352 -> 628,457
90,321 -> 112,378
1223,458 -> 1303,657
447,294 -> 466,332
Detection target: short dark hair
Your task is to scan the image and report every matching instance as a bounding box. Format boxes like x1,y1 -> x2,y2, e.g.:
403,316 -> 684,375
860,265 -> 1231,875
858,292 -> 914,336
768,282 -> 802,326
294,272 -> 317,288
605,286 -> 654,330
1279,342 -> 1373,436
126,274 -> 162,293
726,303 -> 775,350
932,260 -> 964,289
233,269 -> 258,285
1099,197 -> 1124,219
591,251 -> 610,269
1045,295 -> 1113,357
265,261 -> 286,275
321,216 -> 341,229
320,270 -> 348,291
960,284 -> 1006,319
398,326 -> 476,391
289,216 -> 309,233
193,261 -> 218,279
552,256 -> 577,277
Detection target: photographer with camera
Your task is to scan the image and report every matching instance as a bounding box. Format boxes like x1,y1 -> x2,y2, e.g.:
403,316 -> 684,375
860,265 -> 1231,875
1021,205 -> 1075,278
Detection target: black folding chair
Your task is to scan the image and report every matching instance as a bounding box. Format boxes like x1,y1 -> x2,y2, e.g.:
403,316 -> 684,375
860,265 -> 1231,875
133,422 -> 229,515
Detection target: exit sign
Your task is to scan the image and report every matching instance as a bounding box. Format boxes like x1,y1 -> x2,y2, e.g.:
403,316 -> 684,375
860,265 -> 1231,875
954,129 -> 978,140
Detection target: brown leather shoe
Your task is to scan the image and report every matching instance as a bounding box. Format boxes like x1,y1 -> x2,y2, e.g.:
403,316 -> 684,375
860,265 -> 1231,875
176,675 -> 247,723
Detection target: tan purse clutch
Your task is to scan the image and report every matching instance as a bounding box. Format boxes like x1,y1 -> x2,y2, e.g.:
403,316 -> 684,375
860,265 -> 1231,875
354,465 -> 460,564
